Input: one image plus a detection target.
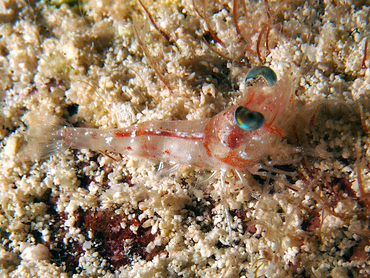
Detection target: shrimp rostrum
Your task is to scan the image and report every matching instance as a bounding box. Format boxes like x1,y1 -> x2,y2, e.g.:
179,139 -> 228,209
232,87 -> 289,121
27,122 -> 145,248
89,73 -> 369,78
22,67 -> 293,183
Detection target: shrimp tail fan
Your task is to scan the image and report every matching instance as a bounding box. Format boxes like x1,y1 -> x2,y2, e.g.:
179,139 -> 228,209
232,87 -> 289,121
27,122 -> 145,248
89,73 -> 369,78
19,112 -> 69,160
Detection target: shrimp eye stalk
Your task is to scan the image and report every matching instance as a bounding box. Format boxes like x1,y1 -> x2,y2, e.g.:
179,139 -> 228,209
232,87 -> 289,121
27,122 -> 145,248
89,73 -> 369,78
235,106 -> 265,131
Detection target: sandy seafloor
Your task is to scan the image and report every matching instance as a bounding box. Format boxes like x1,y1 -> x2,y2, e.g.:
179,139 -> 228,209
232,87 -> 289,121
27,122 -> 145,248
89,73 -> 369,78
1,0 -> 370,277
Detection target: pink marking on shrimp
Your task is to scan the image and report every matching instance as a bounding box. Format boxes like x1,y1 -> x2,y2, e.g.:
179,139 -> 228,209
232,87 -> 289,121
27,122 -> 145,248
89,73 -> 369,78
23,73 -> 293,172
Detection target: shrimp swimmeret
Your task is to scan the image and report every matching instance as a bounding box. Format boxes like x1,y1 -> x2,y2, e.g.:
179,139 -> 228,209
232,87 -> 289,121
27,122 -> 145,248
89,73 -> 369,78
24,67 -> 293,182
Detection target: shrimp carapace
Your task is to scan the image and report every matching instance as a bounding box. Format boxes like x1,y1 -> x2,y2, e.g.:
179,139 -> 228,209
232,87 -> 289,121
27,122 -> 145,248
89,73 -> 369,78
202,73 -> 292,170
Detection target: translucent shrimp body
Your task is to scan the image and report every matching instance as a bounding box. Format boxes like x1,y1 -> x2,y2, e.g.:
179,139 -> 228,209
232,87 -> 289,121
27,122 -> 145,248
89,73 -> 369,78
38,73 -> 293,171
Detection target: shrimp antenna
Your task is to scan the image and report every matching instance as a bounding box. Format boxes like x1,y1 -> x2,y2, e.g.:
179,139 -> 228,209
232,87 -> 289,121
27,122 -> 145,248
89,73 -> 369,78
264,0 -> 272,21
137,0 -> 171,42
256,0 -> 273,64
192,0 -> 204,19
232,0 -> 243,41
355,137 -> 370,210
201,0 -> 226,47
359,103 -> 369,135
233,0 -> 249,44
74,78 -> 108,106
132,16 -> 174,94
256,23 -> 270,64
362,37 -> 368,69
202,36 -> 248,66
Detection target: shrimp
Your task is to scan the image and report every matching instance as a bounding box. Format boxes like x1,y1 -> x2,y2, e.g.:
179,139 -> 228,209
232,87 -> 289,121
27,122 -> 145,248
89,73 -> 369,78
21,66 -> 293,238
22,67 -> 292,175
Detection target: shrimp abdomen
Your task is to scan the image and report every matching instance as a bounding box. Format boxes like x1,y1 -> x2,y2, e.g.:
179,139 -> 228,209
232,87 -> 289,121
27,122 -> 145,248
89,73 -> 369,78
64,120 -> 208,167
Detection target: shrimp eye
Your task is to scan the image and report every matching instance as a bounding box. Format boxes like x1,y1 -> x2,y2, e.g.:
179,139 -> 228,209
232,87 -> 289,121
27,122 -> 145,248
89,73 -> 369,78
245,66 -> 277,86
235,106 -> 265,131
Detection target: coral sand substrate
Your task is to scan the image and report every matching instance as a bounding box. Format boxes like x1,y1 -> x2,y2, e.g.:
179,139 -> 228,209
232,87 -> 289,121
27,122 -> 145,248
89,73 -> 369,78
1,0 -> 370,277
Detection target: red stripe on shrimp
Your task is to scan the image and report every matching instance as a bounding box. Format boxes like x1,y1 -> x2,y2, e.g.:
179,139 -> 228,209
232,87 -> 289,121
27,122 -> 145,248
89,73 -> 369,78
114,129 -> 202,141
